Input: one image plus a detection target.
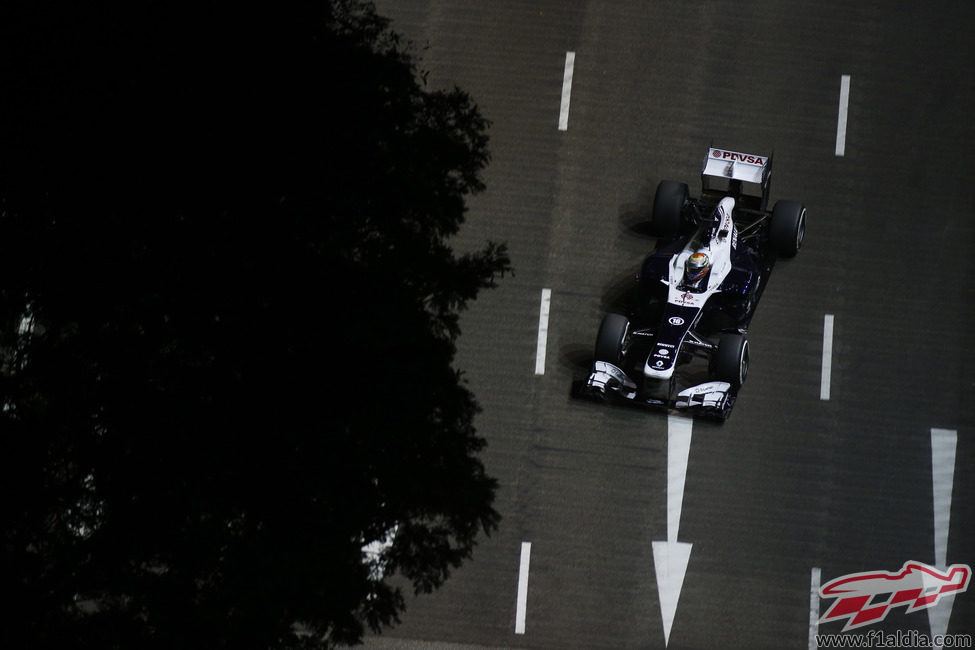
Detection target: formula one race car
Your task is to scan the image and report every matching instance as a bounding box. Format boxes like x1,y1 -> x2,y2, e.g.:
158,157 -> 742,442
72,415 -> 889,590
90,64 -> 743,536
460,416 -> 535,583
584,147 -> 805,420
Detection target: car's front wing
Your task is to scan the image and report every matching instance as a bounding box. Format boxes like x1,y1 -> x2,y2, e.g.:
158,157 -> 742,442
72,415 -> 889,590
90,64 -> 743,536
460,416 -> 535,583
585,361 -> 736,420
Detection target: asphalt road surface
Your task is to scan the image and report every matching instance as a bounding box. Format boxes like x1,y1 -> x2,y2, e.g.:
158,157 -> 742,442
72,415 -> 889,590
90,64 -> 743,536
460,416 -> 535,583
364,2 -> 975,648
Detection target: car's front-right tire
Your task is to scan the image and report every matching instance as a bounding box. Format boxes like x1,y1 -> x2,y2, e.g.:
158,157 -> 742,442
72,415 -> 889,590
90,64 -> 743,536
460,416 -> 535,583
594,313 -> 630,366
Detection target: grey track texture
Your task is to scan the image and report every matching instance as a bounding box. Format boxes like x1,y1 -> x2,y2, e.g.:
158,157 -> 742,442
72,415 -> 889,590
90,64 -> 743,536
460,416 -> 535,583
365,2 -> 975,648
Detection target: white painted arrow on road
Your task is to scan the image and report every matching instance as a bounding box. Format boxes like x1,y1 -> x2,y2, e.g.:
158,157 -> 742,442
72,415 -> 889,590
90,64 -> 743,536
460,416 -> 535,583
928,428 -> 958,650
652,414 -> 694,647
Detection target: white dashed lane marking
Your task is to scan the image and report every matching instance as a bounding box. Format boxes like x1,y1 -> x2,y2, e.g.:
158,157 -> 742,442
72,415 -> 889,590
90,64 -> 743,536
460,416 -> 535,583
515,542 -> 532,635
534,288 -> 552,375
809,567 -> 821,650
558,52 -> 575,131
835,75 -> 851,156
820,314 -> 834,400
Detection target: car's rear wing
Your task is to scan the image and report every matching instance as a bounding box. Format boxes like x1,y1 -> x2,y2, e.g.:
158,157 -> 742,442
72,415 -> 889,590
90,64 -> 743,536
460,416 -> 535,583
701,147 -> 773,211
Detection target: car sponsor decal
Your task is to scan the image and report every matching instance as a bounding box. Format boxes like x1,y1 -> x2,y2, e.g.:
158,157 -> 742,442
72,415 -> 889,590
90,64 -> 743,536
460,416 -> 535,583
711,149 -> 765,166
650,346 -> 674,370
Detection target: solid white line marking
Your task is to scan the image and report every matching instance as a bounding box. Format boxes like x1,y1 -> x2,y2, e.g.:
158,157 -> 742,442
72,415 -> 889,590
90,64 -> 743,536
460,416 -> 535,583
820,314 -> 834,400
835,75 -> 851,156
558,51 -> 575,131
809,567 -> 821,650
515,542 -> 532,635
534,288 -> 552,375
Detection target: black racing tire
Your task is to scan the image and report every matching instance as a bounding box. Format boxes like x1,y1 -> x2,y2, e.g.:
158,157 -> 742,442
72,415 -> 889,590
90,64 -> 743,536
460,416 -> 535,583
711,333 -> 749,386
652,181 -> 688,237
770,200 -> 806,258
594,313 -> 630,365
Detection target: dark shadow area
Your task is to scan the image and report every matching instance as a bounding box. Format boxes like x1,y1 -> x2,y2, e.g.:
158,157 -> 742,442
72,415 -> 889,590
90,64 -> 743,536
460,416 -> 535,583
0,2 -> 510,649
617,181 -> 658,238
563,342 -> 600,403
559,342 -> 593,375
600,265 -> 641,315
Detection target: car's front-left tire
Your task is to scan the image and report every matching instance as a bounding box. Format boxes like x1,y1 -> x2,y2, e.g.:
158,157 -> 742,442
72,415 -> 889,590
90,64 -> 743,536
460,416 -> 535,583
711,333 -> 749,386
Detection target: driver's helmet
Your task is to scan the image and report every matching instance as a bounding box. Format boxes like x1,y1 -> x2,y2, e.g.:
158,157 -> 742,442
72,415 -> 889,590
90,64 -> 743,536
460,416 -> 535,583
683,251 -> 711,289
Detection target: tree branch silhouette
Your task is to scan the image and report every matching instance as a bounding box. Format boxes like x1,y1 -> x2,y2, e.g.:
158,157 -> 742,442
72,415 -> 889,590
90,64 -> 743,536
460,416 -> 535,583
0,1 -> 509,648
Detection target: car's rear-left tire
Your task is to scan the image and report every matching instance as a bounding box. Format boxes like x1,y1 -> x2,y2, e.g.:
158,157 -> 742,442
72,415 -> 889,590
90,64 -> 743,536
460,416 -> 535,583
770,200 -> 806,257
652,181 -> 688,237
711,333 -> 749,386
594,313 -> 630,365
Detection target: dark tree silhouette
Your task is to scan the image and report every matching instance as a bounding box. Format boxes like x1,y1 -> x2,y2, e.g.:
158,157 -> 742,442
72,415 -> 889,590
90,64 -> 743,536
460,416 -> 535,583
0,1 -> 509,648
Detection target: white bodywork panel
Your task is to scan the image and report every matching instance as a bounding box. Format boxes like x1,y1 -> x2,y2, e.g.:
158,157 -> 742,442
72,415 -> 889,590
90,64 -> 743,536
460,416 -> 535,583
588,360 -> 638,398
675,382 -> 731,409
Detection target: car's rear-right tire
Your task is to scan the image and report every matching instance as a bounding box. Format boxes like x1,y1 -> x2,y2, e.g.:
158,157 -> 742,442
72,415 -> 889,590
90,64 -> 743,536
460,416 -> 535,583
770,200 -> 806,257
652,181 -> 688,237
711,333 -> 749,386
594,313 -> 630,365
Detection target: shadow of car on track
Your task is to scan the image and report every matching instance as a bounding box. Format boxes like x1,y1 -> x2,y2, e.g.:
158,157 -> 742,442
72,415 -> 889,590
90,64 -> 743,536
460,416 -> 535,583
617,180 -> 657,237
